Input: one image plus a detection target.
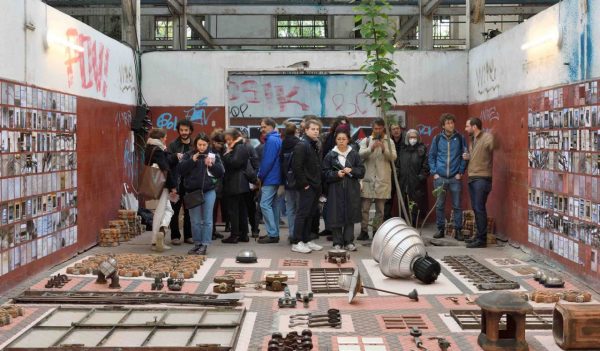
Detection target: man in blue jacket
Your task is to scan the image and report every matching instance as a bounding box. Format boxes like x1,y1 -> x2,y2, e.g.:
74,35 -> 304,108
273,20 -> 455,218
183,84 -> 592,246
257,118 -> 283,243
428,113 -> 467,240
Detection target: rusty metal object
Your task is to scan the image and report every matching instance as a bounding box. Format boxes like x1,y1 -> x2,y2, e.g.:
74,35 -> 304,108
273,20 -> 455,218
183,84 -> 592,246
213,275 -> 236,293
282,259 -> 311,267
531,290 -> 561,303
442,255 -> 520,291
562,290 -> 592,303
381,315 -> 428,330
309,268 -> 354,293
325,249 -> 350,265
264,273 -> 288,291
450,308 -> 553,330
553,302 -> 600,350
475,291 -> 533,351
13,290 -> 241,306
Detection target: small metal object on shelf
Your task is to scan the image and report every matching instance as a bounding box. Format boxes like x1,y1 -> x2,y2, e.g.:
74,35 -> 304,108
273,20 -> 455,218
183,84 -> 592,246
441,255 -> 520,291
309,268 -> 354,293
264,274 -> 288,292
213,275 -> 237,294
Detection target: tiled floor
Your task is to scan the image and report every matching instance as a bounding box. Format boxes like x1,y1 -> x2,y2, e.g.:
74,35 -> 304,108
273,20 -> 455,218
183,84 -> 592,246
1,223 -> 599,350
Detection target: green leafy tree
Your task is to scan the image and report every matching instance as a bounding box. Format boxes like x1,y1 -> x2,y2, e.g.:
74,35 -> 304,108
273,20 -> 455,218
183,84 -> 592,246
353,0 -> 411,225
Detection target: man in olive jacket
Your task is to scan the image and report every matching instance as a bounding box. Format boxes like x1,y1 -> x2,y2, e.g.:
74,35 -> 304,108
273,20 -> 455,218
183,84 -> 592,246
357,118 -> 397,240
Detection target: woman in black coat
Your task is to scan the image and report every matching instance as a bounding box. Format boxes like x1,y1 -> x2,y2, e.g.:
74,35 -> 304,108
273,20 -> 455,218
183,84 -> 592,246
144,128 -> 178,252
397,129 -> 430,225
220,128 -> 252,243
178,133 -> 225,255
322,129 -> 365,251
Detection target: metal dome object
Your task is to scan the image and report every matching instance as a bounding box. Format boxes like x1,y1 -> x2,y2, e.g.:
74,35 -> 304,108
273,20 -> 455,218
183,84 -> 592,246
370,217 -> 408,263
235,249 -> 258,263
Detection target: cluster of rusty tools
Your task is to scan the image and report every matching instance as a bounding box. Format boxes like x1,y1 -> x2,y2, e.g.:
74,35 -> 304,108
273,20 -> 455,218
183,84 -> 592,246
289,309 -> 341,329
268,329 -> 313,350
44,274 -> 71,289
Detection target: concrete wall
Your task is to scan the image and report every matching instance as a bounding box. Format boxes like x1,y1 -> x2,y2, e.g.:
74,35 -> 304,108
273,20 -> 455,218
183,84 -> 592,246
0,0 -> 136,290
468,0 -> 599,102
141,50 -> 468,107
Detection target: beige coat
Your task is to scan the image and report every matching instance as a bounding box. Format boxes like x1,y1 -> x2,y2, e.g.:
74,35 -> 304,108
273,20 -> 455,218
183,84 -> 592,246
359,135 -> 397,199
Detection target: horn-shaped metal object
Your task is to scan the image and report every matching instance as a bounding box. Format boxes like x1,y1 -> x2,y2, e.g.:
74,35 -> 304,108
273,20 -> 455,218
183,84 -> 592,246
338,271 -> 419,303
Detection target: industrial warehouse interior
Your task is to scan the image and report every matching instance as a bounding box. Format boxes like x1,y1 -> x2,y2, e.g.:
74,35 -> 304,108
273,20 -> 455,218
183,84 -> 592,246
0,0 -> 599,350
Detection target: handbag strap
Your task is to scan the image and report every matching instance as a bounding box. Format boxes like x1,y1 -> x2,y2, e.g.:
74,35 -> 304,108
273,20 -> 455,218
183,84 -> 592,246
146,146 -> 159,166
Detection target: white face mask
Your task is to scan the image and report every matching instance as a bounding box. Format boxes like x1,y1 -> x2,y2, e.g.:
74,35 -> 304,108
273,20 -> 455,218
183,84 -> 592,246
408,138 -> 418,146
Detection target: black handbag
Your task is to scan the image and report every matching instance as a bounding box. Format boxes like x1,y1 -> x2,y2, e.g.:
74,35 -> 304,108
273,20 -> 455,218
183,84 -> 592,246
183,160 -> 207,209
183,189 -> 204,209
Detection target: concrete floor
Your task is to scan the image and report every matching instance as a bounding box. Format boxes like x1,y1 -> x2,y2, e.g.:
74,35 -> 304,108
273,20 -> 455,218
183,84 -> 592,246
1,221 -> 599,350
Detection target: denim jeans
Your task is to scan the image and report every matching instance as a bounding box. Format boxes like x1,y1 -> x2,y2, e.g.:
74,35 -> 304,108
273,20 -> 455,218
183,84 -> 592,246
468,178 -> 492,242
434,176 -> 463,232
260,185 -> 280,238
285,190 -> 298,241
189,190 -> 216,246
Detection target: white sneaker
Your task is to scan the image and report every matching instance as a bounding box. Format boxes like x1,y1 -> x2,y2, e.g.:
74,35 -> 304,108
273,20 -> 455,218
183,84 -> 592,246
291,242 -> 312,253
333,244 -> 342,250
345,243 -> 357,251
306,241 -> 323,251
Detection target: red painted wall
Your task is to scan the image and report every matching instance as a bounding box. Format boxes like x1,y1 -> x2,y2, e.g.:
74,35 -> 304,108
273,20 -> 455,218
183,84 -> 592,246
150,106 -> 226,142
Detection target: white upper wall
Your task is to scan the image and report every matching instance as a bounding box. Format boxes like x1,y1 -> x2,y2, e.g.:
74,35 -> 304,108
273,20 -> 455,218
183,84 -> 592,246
0,0 -> 136,105
469,0 -> 600,102
141,50 -> 467,106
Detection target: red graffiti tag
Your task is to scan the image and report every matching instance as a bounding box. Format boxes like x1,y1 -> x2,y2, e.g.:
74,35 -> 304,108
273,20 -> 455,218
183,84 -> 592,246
64,28 -> 110,97
275,85 -> 310,112
241,80 -> 260,103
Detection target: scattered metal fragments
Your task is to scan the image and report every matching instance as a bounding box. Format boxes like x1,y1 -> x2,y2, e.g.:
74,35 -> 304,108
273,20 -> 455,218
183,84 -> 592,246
441,255 -> 520,290
44,274 -> 71,289
0,305 -> 24,327
289,309 -> 341,328
268,329 -> 313,350
13,291 -> 242,306
282,259 -> 311,267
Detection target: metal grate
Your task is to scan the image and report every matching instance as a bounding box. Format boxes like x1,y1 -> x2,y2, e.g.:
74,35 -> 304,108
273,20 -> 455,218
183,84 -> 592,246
5,306 -> 244,350
381,315 -> 428,330
223,270 -> 245,280
309,268 -> 354,293
282,259 -> 311,267
450,309 -> 553,330
442,255 -> 520,290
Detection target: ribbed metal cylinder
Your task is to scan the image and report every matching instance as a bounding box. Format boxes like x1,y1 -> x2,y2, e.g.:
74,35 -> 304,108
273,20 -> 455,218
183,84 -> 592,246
380,230 -> 425,278
371,218 -> 407,263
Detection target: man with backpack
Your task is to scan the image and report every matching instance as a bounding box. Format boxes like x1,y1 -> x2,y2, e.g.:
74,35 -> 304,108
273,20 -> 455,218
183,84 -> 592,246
257,118 -> 283,243
280,122 -> 300,244
428,113 -> 468,241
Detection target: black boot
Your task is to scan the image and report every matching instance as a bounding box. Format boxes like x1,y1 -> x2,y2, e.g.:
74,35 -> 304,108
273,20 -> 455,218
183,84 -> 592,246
356,231 -> 369,241
221,235 -> 239,244
433,230 -> 444,239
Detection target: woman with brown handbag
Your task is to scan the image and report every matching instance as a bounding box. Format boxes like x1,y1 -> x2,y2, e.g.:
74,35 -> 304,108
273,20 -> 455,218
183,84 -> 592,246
144,128 -> 178,252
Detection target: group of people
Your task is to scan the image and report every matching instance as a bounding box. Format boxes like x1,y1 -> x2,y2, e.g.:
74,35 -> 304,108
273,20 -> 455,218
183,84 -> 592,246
144,112 -> 494,255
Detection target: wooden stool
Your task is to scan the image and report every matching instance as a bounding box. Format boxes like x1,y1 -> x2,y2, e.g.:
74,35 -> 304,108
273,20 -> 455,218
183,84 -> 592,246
476,291 -> 532,351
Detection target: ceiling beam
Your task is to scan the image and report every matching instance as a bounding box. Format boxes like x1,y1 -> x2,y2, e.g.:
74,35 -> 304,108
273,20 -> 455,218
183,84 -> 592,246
141,38 -> 465,46
56,5 -> 547,17
166,0 -> 219,49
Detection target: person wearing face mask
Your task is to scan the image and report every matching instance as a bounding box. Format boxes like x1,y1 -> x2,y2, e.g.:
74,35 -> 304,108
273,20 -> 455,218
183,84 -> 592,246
178,133 -> 225,255
397,129 -> 430,226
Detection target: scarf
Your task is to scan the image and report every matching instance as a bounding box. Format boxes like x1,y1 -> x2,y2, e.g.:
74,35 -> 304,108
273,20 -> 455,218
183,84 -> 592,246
147,138 -> 166,151
332,145 -> 352,166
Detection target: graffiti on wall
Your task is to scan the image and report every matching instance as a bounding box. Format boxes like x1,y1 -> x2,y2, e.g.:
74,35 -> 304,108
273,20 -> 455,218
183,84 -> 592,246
416,124 -> 439,137
156,97 -> 218,131
480,106 -> 500,122
119,64 -> 136,93
123,133 -> 141,183
227,74 -> 377,118
560,0 -> 595,82
115,110 -> 132,129
475,59 -> 499,96
64,28 -> 110,97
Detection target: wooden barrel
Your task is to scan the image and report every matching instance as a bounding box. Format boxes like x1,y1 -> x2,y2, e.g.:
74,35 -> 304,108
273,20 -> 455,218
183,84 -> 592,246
553,301 -> 600,349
